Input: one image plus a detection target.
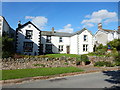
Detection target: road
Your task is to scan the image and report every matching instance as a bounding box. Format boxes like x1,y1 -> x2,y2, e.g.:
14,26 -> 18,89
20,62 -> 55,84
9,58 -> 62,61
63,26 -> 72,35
2,71 -> 119,88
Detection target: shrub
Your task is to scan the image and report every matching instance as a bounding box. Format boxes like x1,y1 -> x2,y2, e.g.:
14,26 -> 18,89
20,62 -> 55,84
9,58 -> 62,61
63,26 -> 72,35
94,61 -> 114,67
111,48 -> 118,57
80,55 -> 91,65
114,52 -> 120,66
81,55 -> 89,62
76,57 -> 81,65
33,64 -> 45,67
64,62 -> 69,65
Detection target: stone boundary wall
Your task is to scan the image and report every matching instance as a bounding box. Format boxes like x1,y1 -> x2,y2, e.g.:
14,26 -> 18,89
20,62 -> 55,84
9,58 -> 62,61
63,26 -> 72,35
88,56 -> 114,64
1,57 -> 77,70
1,56 -> 115,70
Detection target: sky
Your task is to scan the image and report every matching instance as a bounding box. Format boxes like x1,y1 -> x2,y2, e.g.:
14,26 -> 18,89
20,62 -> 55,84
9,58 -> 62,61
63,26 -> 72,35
2,2 -> 119,34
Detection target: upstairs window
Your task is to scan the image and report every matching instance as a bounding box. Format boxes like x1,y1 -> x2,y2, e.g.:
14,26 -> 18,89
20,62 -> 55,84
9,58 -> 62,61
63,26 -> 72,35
58,45 -> 63,52
46,36 -> 51,43
83,44 -> 88,52
59,37 -> 63,42
23,42 -> 33,52
25,30 -> 33,39
84,35 -> 88,41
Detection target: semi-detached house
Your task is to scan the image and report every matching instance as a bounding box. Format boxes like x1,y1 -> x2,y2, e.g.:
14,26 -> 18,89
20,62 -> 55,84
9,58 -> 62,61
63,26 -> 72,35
16,21 -> 94,55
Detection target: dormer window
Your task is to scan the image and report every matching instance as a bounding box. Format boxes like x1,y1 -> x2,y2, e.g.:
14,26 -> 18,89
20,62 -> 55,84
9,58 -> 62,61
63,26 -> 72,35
59,37 -> 63,42
25,30 -> 33,39
46,36 -> 51,43
84,35 -> 88,41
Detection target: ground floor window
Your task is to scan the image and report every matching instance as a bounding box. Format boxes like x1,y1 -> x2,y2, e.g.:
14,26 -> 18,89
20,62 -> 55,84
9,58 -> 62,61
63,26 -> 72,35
58,45 -> 63,52
23,42 -> 33,52
83,44 -> 88,52
45,44 -> 52,54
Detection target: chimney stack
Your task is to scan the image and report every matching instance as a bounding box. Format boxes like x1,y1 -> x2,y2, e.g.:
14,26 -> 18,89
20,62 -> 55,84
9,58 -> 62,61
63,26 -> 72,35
18,21 -> 22,27
52,27 -> 54,33
118,26 -> 120,32
98,23 -> 102,30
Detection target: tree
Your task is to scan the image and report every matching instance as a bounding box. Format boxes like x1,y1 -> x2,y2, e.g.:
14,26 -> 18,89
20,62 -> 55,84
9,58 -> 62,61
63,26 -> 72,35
2,32 -> 15,58
107,39 -> 120,51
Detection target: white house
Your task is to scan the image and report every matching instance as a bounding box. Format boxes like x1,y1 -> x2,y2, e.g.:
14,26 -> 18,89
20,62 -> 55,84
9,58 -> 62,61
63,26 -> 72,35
0,16 -> 15,37
16,21 -> 41,55
70,28 -> 93,54
94,23 -> 120,46
16,21 -> 94,55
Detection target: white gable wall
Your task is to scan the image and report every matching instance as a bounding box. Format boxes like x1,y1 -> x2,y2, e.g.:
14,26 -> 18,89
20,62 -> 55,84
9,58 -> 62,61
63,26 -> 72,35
70,30 -> 93,54
16,24 -> 40,55
70,35 -> 78,54
78,30 -> 93,54
94,30 -> 108,45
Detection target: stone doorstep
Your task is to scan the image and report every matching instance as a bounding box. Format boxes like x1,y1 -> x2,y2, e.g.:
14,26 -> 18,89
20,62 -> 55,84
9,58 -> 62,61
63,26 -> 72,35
0,67 -> 119,85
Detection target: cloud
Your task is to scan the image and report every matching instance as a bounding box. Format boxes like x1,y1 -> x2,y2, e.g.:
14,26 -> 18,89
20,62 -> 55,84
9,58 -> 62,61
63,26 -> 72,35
25,16 -> 48,29
81,9 -> 118,27
83,23 -> 94,28
57,24 -> 74,33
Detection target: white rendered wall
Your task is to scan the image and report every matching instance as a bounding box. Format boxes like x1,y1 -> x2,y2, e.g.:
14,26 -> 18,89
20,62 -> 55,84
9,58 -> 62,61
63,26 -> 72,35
94,30 -> 108,45
41,35 -> 70,54
78,30 -> 93,54
16,24 -> 40,55
70,35 -> 78,54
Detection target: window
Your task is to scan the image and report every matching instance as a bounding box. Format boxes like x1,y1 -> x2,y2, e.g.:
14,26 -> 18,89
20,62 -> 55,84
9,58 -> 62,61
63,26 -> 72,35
46,36 -> 51,43
23,42 -> 33,52
45,44 -> 52,53
25,30 -> 33,39
59,37 -> 63,42
58,45 -> 63,52
84,35 -> 88,41
83,44 -> 88,52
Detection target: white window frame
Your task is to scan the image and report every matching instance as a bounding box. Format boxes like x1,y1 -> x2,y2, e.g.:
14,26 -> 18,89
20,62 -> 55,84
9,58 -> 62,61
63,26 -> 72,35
83,44 -> 88,52
58,45 -> 63,52
83,35 -> 88,42
59,37 -> 63,42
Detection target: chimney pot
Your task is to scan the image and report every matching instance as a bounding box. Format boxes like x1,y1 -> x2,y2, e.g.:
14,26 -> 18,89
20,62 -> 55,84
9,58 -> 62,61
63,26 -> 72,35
18,21 -> 22,27
52,27 -> 54,33
118,26 -> 120,32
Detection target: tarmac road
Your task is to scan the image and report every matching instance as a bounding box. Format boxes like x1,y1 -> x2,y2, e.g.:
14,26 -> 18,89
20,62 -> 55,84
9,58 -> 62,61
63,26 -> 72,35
2,71 -> 120,88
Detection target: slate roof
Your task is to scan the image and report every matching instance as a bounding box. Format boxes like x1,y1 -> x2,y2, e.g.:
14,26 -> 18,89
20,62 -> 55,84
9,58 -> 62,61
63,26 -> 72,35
100,29 -> 120,34
16,21 -> 41,31
41,31 -> 72,37
16,21 -> 93,37
41,28 -> 93,37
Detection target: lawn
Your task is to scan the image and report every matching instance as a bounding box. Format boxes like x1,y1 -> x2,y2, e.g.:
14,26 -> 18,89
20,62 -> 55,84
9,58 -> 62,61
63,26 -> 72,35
46,54 -> 80,58
2,67 -> 83,80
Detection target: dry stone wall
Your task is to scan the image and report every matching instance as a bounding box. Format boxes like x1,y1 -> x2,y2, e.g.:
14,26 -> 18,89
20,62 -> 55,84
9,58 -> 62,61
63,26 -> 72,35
1,56 -> 115,70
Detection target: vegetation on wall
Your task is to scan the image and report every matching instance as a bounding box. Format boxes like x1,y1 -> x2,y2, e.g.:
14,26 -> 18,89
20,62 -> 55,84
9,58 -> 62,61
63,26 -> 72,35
2,32 -> 15,58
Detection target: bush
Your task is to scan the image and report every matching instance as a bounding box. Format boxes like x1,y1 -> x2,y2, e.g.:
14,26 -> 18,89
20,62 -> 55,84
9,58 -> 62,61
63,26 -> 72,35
76,57 -> 81,65
33,64 -> 45,67
114,52 -> 120,66
81,55 -> 89,62
64,62 -> 69,65
111,48 -> 118,57
80,55 -> 91,65
94,61 -> 114,67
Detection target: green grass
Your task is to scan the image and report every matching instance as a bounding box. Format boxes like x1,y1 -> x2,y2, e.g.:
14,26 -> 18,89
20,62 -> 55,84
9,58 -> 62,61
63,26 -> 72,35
46,54 -> 80,58
1,67 -> 83,80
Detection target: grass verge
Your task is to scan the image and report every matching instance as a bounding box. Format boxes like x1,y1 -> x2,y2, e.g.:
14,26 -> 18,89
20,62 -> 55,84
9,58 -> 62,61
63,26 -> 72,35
1,67 -> 83,80
46,54 -> 80,58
